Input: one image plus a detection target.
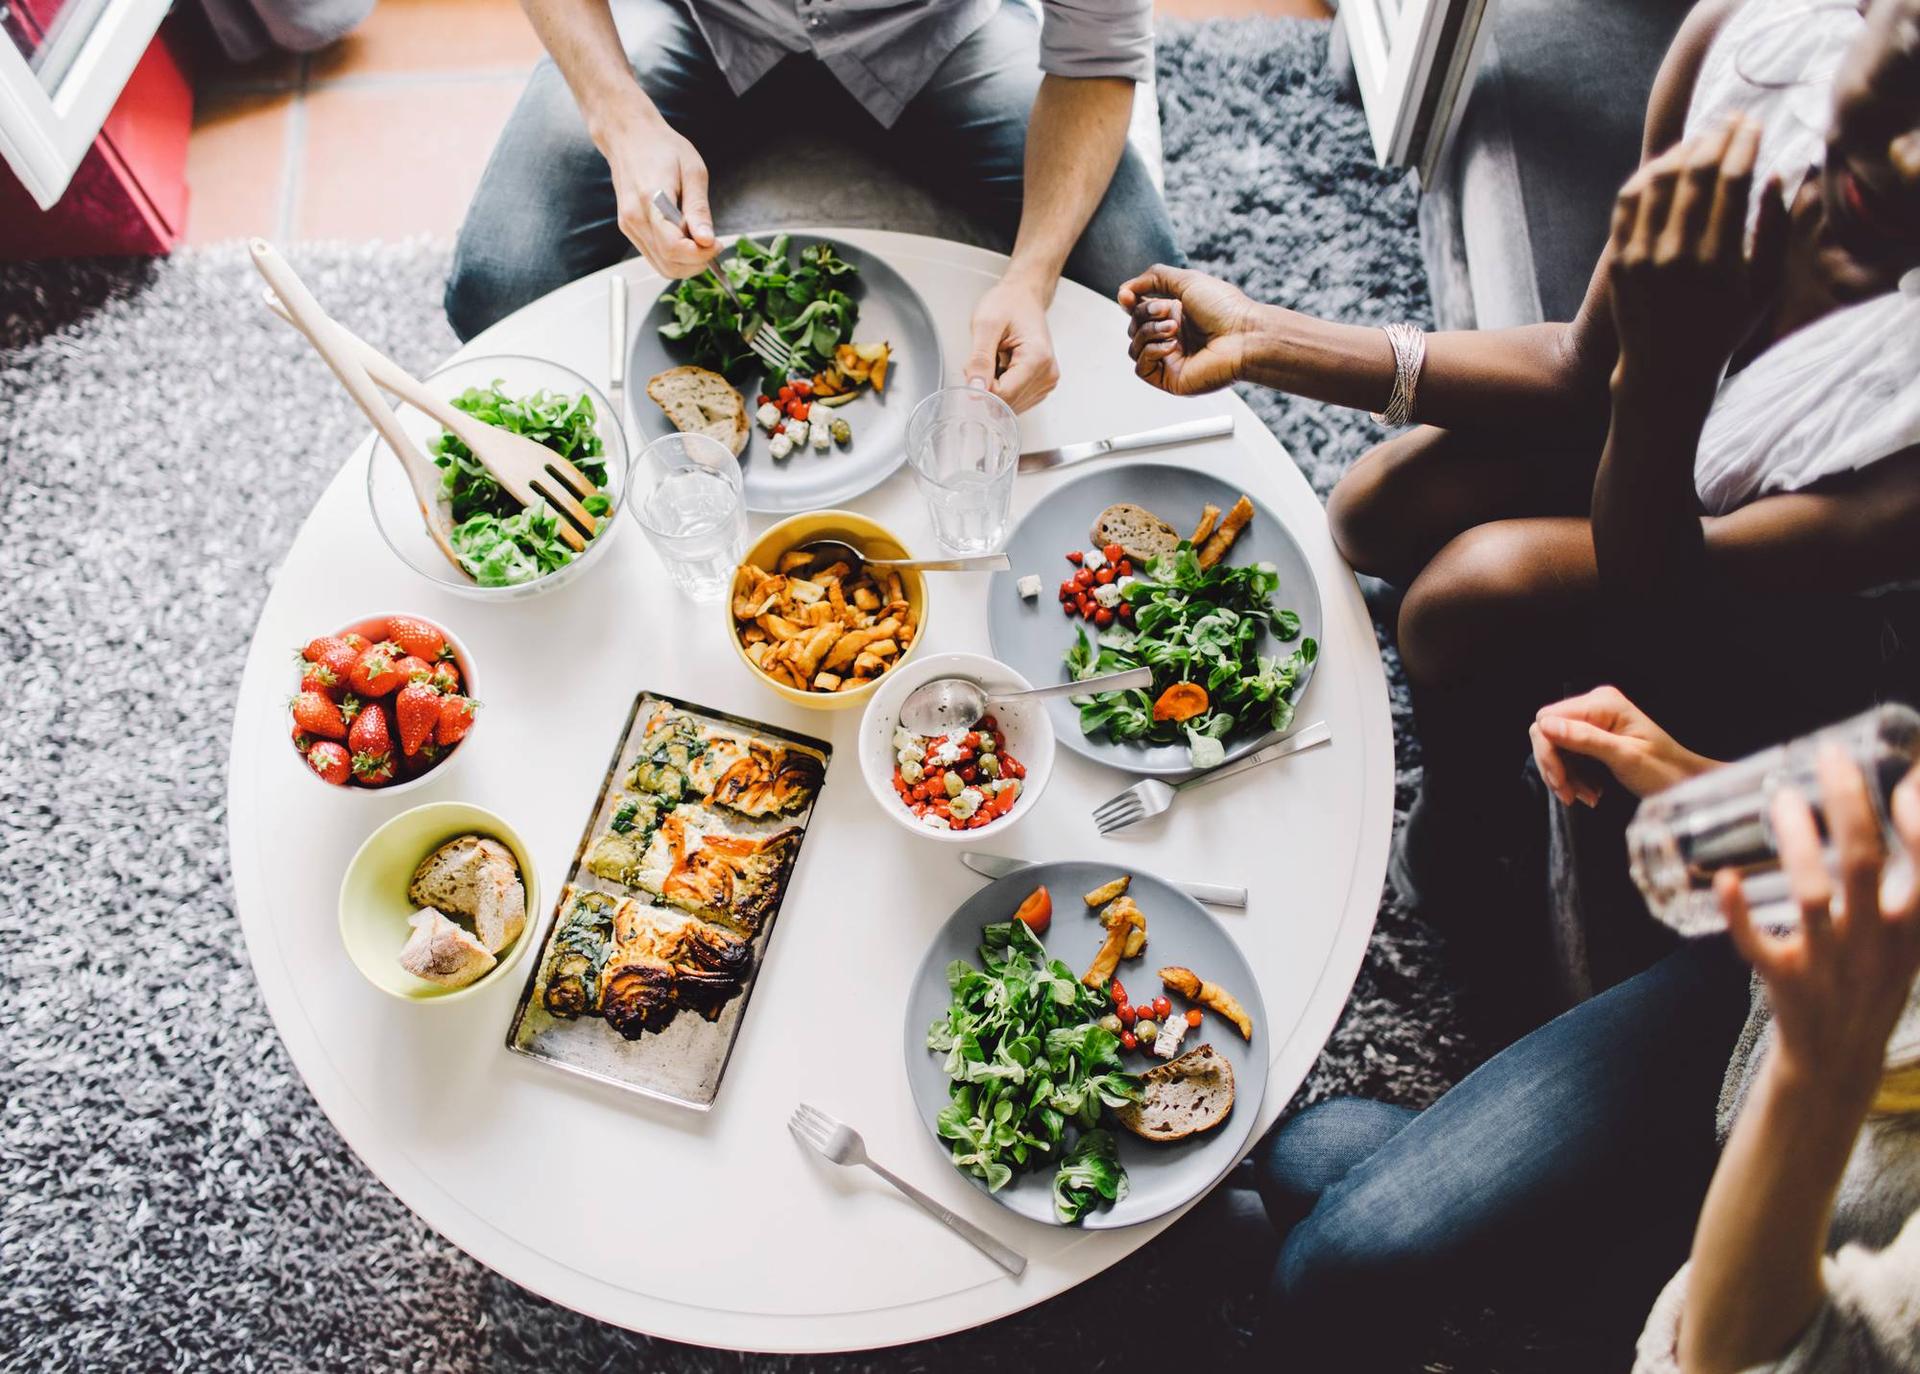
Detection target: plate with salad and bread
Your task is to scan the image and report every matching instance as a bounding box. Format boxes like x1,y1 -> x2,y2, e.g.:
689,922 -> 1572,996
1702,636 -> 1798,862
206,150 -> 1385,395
987,464 -> 1322,777
630,233 -> 943,515
904,860 -> 1268,1227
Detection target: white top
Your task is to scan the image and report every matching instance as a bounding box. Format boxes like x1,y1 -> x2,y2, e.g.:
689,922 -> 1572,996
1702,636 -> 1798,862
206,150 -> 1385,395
1685,0 -> 1920,517
225,231 -> 1396,1351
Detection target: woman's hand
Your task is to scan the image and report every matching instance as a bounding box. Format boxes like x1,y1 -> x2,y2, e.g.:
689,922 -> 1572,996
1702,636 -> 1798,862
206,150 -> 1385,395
1528,686 -> 1718,806
1607,114 -> 1789,389
1720,749 -> 1920,1087
1117,266 -> 1260,396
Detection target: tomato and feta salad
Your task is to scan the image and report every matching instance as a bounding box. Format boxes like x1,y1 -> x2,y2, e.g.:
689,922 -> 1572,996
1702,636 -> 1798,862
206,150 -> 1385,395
890,715 -> 1027,831
1057,543 -> 1138,626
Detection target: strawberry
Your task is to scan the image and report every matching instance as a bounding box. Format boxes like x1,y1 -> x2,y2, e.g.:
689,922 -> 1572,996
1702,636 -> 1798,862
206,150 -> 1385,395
436,693 -> 478,746
341,632 -> 370,653
401,740 -> 442,776
394,682 -> 442,757
387,615 -> 447,661
347,641 -> 406,697
351,750 -> 396,786
394,654 -> 434,684
292,727 -> 313,753
303,635 -> 359,682
305,741 -> 351,785
298,658 -> 341,697
429,660 -> 461,693
290,690 -> 347,740
348,700 -> 393,759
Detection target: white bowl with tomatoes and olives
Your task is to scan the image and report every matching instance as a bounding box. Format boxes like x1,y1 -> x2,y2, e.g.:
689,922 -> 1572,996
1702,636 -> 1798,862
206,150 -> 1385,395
857,652 -> 1055,843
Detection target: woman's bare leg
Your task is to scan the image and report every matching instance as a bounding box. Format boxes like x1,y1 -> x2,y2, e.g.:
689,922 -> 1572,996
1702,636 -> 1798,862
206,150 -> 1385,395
1328,428 -> 1600,588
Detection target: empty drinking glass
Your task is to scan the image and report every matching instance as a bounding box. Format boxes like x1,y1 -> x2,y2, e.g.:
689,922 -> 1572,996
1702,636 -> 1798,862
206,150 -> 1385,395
906,385 -> 1018,553
628,432 -> 748,601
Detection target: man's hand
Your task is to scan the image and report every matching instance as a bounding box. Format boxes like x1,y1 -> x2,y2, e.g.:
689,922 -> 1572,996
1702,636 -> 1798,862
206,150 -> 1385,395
1528,685 -> 1718,806
1607,114 -> 1788,388
966,277 -> 1059,414
599,106 -> 720,279
1118,266 -> 1258,396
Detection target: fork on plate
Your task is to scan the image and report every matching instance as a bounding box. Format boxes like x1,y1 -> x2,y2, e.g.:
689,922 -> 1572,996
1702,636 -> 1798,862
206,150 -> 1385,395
1093,720 -> 1333,835
788,1103 -> 1026,1276
648,190 -> 796,375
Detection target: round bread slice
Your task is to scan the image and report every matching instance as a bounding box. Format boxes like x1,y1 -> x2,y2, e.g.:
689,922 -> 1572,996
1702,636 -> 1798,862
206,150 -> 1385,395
647,365 -> 748,456
1091,503 -> 1179,564
1114,1043 -> 1235,1143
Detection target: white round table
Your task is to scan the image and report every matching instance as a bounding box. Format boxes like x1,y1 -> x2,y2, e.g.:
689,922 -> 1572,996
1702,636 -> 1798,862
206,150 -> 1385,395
227,230 -> 1395,1353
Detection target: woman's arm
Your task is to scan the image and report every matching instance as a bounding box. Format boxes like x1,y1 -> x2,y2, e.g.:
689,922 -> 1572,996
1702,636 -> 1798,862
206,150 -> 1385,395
1677,754 -> 1920,1374
1118,0 -> 1741,430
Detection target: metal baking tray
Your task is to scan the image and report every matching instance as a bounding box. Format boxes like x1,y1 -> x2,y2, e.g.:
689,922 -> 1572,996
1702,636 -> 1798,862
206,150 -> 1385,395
504,692 -> 831,1109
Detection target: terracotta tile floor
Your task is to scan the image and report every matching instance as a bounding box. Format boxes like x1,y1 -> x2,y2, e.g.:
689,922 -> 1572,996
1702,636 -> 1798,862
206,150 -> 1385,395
183,0 -> 1329,245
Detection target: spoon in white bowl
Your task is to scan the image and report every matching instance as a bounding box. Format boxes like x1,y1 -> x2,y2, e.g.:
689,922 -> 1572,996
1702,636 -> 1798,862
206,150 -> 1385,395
898,666 -> 1154,735
795,538 -> 1009,575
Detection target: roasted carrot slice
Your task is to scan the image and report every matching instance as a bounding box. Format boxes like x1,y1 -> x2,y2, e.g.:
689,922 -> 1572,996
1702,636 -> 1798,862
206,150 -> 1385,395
1151,682 -> 1209,723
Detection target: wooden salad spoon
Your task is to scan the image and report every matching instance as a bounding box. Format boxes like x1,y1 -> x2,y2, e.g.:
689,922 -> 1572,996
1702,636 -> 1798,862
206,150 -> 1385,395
249,240 -> 467,574
256,278 -> 603,553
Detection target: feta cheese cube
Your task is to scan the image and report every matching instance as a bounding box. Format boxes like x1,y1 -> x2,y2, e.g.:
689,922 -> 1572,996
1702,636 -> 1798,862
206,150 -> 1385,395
768,433 -> 794,460
1016,574 -> 1042,600
811,421 -> 831,451
1082,548 -> 1107,572
756,402 -> 780,431
1093,582 -> 1122,608
931,741 -> 962,766
786,420 -> 810,448
1152,1012 -> 1189,1059
892,726 -> 916,751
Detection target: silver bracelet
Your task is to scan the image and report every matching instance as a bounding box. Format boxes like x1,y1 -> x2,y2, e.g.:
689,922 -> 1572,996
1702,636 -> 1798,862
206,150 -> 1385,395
1370,322 -> 1427,428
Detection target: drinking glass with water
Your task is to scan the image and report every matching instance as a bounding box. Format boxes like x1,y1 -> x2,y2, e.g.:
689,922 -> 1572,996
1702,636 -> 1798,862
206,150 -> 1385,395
628,433 -> 748,601
906,386 -> 1018,554
1629,703 -> 1920,937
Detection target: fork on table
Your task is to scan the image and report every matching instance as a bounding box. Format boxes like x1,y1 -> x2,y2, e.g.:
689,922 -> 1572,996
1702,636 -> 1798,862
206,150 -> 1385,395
788,1103 -> 1027,1276
648,189 -> 796,376
1093,720 -> 1333,835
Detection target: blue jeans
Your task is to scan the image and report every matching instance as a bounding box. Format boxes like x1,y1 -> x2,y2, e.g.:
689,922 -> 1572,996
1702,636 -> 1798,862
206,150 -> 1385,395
1251,936 -> 1753,1370
446,0 -> 1181,340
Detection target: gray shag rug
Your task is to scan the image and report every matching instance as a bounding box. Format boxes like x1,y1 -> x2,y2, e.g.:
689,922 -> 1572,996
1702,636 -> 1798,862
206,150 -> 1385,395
1,19 -> 1554,1373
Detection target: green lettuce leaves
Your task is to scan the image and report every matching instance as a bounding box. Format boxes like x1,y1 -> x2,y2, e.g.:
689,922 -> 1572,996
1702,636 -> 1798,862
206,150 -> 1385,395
657,234 -> 859,379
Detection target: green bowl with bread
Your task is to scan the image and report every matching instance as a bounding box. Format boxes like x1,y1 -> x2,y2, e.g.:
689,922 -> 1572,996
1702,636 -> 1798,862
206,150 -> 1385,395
338,801 -> 538,1002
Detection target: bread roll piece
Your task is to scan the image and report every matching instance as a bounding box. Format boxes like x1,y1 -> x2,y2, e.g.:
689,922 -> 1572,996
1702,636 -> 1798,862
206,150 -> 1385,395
409,834 -> 527,953
647,366 -> 748,456
1090,503 -> 1179,564
398,907 -> 497,988
1114,1044 -> 1234,1143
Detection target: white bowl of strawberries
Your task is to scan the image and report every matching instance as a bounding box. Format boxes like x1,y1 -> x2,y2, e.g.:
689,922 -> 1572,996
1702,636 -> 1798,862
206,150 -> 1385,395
288,612 -> 479,792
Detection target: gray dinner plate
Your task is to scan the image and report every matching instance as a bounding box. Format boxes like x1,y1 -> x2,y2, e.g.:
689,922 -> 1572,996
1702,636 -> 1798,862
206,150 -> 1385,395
627,236 -> 943,514
987,463 -> 1322,776
903,861 -> 1269,1229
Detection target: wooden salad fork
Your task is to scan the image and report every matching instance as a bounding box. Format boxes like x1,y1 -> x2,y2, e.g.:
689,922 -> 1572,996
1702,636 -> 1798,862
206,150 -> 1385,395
787,1103 -> 1027,1276
256,279 -> 602,553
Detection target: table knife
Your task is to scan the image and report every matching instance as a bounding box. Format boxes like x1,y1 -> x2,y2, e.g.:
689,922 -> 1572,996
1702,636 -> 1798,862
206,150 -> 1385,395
959,852 -> 1247,909
1018,414 -> 1234,474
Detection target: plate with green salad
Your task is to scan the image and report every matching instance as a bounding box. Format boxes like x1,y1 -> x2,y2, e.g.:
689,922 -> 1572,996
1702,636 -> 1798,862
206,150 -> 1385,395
987,464 -> 1321,777
903,860 -> 1268,1227
629,233 -> 942,515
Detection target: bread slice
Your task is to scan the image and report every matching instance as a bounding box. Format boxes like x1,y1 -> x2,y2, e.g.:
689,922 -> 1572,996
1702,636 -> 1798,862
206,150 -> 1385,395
409,835 -> 527,953
398,907 -> 497,988
1114,1044 -> 1234,1143
1091,503 -> 1179,564
647,366 -> 748,456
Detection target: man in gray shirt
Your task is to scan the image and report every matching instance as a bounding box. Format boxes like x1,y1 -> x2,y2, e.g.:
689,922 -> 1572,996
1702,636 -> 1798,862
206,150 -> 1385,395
447,0 -> 1181,412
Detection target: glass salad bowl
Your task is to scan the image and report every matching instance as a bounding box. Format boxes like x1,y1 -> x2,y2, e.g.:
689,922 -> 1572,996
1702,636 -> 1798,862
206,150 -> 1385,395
366,354 -> 632,601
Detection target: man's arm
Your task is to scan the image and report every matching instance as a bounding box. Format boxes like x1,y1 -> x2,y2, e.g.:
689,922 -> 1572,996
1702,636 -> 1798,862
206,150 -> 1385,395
518,0 -> 718,275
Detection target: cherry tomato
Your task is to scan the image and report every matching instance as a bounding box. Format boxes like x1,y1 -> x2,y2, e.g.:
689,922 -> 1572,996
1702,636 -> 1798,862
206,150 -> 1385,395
960,766 -> 978,783
791,401 -> 810,420
1186,1008 -> 1204,1027
778,384 -> 794,402
1118,603 -> 1135,621
979,714 -> 998,730
1094,567 -> 1116,585
1077,596 -> 1095,617
1074,568 -> 1094,589
1061,602 -> 1077,617
1008,760 -> 1026,778
1111,979 -> 1128,1005
1152,995 -> 1171,1019
1066,550 -> 1083,565
792,378 -> 812,396
1059,579 -> 1077,599
963,732 -> 981,749
1120,1031 -> 1138,1052
756,394 -> 771,407
1118,559 -> 1133,577
1094,608 -> 1114,627
1103,543 -> 1124,564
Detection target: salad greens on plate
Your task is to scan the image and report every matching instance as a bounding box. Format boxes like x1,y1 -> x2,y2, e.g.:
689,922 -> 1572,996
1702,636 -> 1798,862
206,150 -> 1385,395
1066,544 -> 1317,768
927,920 -> 1140,1223
429,382 -> 611,588
657,234 -> 859,377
